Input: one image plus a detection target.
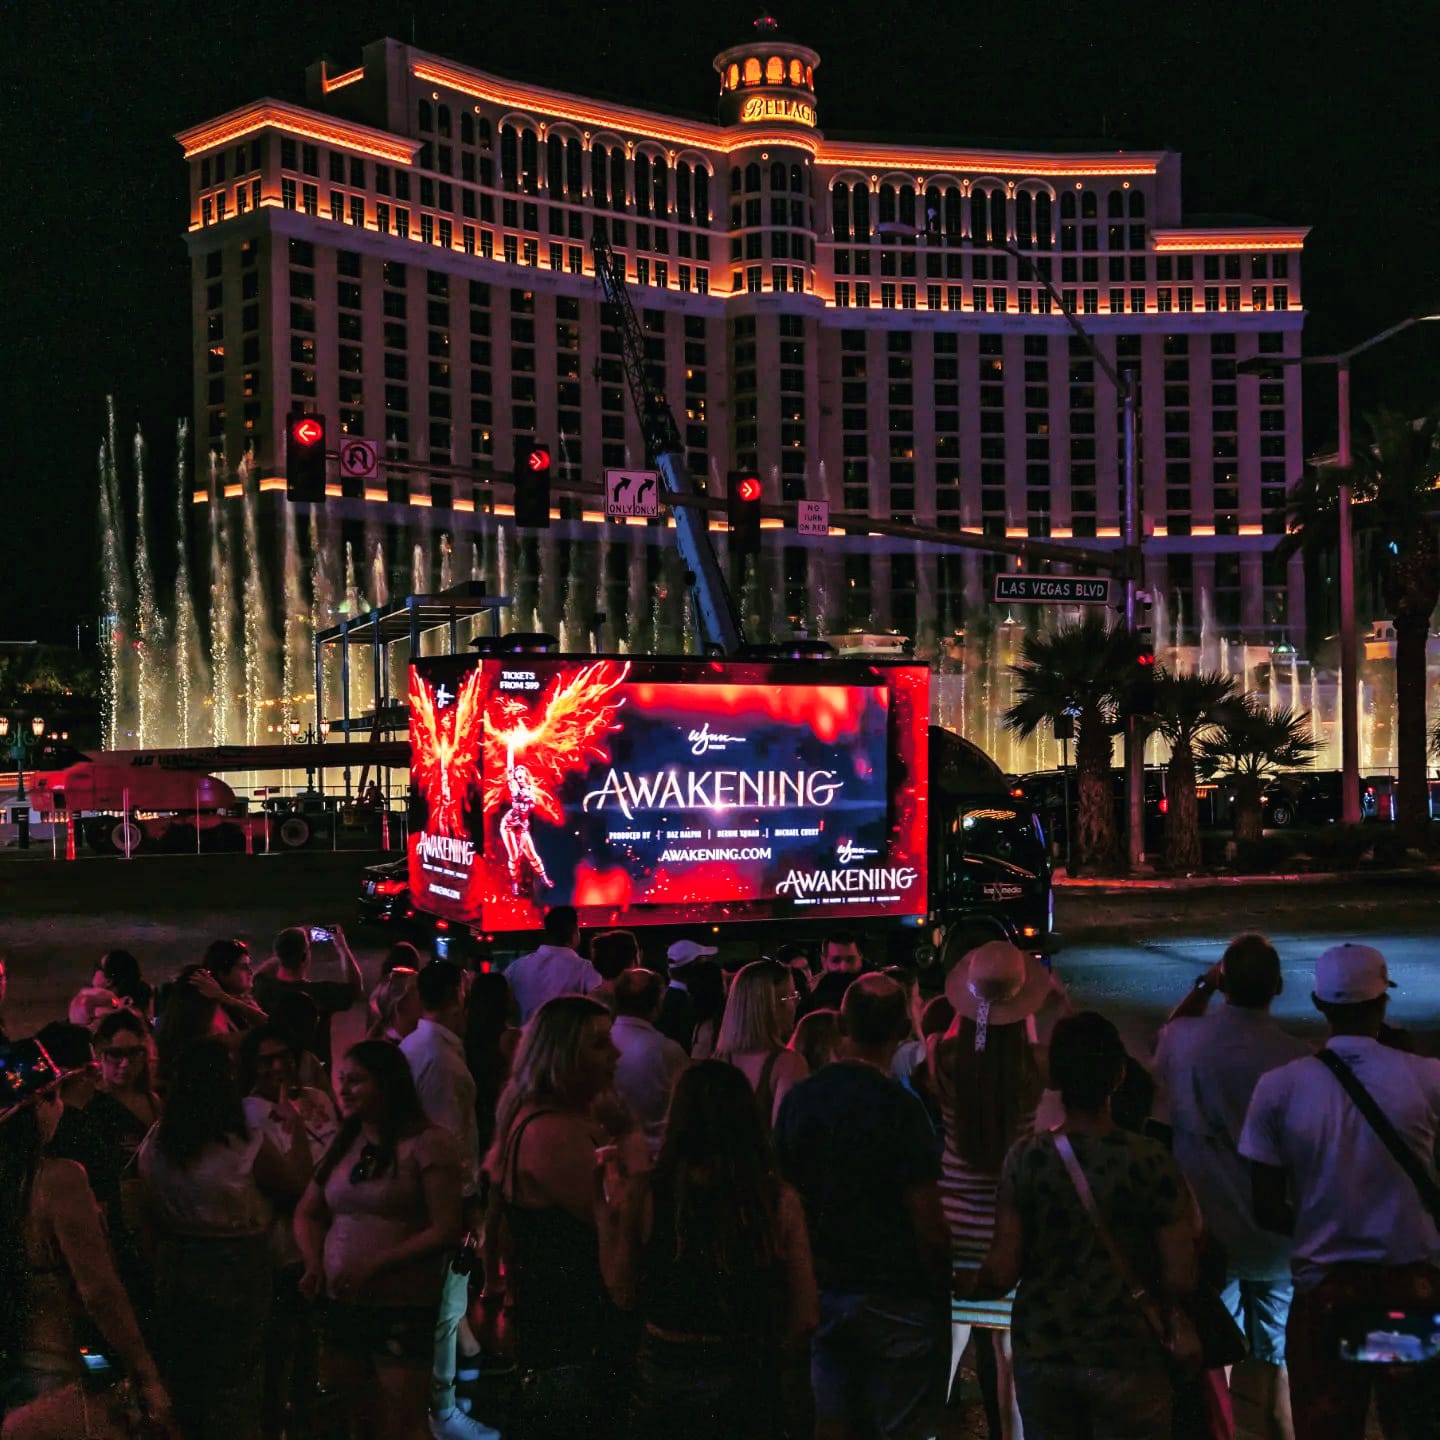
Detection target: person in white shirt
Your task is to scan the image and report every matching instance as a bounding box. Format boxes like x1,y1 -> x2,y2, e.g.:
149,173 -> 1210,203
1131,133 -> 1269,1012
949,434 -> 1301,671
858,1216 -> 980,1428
1240,942 -> 1440,1440
1154,933 -> 1311,1440
504,905 -> 601,1021
610,969 -> 688,1150
399,962 -> 497,1440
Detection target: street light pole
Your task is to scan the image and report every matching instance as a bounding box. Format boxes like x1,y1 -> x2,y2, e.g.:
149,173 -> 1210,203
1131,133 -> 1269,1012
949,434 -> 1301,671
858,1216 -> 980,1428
1335,359 -> 1359,825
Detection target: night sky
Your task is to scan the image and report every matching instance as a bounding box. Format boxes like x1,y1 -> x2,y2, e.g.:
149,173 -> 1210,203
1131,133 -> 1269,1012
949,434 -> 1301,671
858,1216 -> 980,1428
7,0 -> 1439,642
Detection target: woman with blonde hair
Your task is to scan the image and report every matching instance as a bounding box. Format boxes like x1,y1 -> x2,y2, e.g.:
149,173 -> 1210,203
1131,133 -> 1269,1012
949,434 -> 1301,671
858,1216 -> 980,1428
367,966 -> 421,1043
485,994 -> 631,1438
714,960 -> 808,1128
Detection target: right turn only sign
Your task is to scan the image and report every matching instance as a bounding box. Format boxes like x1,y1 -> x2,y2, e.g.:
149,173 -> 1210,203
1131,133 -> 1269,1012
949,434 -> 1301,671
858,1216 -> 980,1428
993,574 -> 1112,605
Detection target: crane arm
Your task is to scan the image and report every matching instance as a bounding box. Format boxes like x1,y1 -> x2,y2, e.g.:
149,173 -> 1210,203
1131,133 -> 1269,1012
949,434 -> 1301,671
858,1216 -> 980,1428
591,229 -> 744,656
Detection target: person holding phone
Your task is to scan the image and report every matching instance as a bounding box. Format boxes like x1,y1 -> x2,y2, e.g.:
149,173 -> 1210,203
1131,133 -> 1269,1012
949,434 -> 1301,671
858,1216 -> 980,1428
0,1039 -> 176,1437
253,925 -> 364,1068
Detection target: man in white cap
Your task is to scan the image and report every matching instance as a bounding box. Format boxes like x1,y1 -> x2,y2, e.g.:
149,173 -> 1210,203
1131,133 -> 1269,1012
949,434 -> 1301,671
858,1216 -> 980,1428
1154,933 -> 1310,1440
655,937 -> 718,1054
1240,942 -> 1440,1439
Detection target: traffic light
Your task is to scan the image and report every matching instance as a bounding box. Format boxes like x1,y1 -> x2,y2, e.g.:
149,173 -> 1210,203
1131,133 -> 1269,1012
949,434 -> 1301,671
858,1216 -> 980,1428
1131,649 -> 1158,714
727,470 -> 762,555
513,438 -> 552,527
285,413 -> 327,502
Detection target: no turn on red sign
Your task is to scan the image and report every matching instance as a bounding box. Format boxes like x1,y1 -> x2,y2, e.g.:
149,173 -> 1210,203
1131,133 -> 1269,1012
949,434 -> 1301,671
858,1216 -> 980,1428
796,500 -> 830,536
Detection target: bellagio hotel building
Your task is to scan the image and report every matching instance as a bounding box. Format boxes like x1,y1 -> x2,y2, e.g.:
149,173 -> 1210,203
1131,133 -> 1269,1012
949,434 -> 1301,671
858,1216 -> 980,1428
179,19 -> 1309,649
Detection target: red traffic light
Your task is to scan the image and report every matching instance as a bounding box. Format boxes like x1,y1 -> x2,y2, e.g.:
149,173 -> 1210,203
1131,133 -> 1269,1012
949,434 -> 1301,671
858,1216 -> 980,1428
525,446 -> 552,474
1137,652 -> 1157,667
736,476 -> 761,503
291,417 -> 324,447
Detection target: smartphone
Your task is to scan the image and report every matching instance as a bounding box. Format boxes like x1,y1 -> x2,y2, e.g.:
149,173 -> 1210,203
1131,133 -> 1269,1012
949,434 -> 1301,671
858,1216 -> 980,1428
78,1345 -> 123,1392
308,926 -> 333,944
1338,1308 -> 1440,1364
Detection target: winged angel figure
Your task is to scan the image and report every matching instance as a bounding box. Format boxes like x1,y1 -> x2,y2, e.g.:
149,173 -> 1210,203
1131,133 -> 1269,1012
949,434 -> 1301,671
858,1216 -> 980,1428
409,666 -> 487,839
482,660 -> 630,896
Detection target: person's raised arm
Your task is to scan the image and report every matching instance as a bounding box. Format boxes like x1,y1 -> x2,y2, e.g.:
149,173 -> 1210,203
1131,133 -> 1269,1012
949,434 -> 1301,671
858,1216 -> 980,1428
1164,962 -> 1223,1028
189,967 -> 267,1029
329,924 -> 364,1001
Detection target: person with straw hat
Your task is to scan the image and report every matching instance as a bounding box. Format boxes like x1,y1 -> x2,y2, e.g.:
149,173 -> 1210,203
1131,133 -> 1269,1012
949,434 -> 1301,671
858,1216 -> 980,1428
929,938 -> 1064,1439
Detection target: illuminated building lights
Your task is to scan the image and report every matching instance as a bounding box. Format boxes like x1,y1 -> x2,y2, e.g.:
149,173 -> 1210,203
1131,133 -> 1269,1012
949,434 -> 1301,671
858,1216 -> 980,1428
259,477 -> 286,492
1151,229 -> 1308,252
177,101 -> 418,164
223,483 -> 244,498
1239,524 -> 1264,536
321,64 -> 365,94
363,487 -> 387,503
192,489 -> 209,504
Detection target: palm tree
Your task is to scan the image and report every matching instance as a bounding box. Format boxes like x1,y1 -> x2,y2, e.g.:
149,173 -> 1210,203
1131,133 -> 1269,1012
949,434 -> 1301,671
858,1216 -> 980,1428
1281,406 -> 1440,843
1152,670 -> 1237,871
1004,614 -> 1142,875
1198,698 -> 1317,844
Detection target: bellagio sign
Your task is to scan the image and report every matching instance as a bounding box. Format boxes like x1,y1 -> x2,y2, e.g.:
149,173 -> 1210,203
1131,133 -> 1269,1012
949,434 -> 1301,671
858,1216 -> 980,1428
739,95 -> 816,126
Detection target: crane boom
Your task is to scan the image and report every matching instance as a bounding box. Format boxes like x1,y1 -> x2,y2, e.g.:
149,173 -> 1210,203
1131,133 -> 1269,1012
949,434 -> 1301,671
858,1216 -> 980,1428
590,229 -> 744,656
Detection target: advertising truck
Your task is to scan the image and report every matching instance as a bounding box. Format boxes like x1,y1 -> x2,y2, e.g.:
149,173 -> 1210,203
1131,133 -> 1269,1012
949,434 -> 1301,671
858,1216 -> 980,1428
406,651 -> 1052,969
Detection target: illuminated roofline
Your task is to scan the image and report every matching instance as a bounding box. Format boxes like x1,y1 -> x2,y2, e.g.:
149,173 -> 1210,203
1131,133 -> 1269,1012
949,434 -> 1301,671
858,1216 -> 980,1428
1151,228 -> 1309,252
176,100 -> 419,164
817,142 -> 1161,177
321,63 -> 365,94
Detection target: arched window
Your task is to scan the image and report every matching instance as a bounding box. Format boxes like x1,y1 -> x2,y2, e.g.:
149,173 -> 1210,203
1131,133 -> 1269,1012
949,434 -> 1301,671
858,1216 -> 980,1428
1035,191 -> 1053,248
591,144 -> 609,206
500,125 -> 519,191
878,183 -> 897,225
924,185 -> 941,235
970,189 -> 988,242
771,160 -> 786,191
611,149 -> 626,210
1060,191 -> 1076,219
437,105 -> 452,139
832,183 -> 850,241
695,166 -> 710,223
418,99 -> 434,131
788,58 -> 803,83
990,189 -> 1006,245
899,184 -> 916,230
477,117 -> 491,147
520,129 -> 538,195
1128,189 -> 1146,218
805,65 -> 813,86
676,162 -> 692,222
461,112 -> 475,146
944,186 -> 962,240
567,139 -> 583,199
652,155 -> 668,216
547,135 -> 564,195
728,62 -> 740,89
743,57 -> 761,83
853,182 -> 870,242
1081,189 -> 1098,219
634,155 -> 651,215
745,162 -> 761,192
790,163 -> 803,192
1014,190 -> 1032,247
766,56 -> 784,82
1107,190 -> 1125,218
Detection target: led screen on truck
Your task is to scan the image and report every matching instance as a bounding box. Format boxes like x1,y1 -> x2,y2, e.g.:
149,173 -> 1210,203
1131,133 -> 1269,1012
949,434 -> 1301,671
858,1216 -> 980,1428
408,655 -> 928,931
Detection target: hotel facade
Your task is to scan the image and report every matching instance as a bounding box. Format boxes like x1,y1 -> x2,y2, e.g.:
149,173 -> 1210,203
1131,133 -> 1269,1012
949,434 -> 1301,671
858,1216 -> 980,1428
178,22 -> 1309,654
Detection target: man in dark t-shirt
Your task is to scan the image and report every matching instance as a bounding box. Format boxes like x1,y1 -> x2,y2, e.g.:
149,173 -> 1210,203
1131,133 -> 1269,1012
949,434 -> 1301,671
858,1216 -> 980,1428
775,974 -> 948,1440
252,924 -> 363,1067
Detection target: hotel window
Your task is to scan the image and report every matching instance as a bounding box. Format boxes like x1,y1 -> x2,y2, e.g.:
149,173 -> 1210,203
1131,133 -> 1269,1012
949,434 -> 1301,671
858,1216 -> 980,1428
1252,287 -> 1268,311
1204,287 -> 1220,312
522,238 -> 538,266
280,180 -> 296,211
1157,288 -> 1172,312
503,235 -> 518,264
1225,287 -> 1240,311
1109,289 -> 1125,314
395,208 -> 410,238
835,282 -> 850,308
1178,287 -> 1193,311
747,267 -> 763,293
1274,286 -> 1289,310
349,196 -> 364,226
376,202 -> 390,232
302,184 -> 318,216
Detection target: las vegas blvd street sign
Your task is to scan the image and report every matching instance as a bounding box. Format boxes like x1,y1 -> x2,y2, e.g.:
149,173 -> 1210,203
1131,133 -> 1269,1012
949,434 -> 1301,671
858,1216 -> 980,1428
993,574 -> 1112,605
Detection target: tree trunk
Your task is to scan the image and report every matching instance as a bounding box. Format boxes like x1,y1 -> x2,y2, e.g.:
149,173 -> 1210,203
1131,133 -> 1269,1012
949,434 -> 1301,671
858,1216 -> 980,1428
1394,609 -> 1432,845
1075,715 -> 1119,874
1164,748 -> 1202,872
1234,776 -> 1264,844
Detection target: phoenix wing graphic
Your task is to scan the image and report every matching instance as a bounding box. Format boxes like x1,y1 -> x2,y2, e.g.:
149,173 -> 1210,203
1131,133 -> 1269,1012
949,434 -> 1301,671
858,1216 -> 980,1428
410,666 -> 486,837
483,660 -> 630,823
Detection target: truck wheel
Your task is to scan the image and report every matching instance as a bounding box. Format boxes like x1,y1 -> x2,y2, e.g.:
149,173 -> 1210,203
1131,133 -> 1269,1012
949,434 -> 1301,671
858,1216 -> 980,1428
1269,801 -> 1295,828
86,819 -> 114,852
278,816 -> 312,849
110,818 -> 143,854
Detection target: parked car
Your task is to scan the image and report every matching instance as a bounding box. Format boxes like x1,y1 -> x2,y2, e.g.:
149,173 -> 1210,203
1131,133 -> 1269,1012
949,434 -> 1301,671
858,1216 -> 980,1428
357,856 -> 426,934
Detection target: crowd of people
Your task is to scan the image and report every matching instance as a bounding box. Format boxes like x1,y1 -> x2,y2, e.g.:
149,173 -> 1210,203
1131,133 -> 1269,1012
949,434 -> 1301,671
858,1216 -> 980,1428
1,907 -> 1439,1440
